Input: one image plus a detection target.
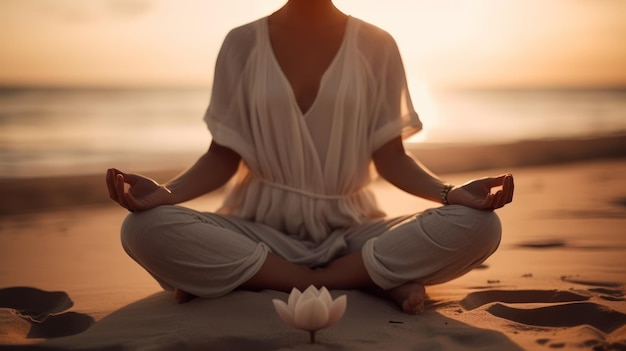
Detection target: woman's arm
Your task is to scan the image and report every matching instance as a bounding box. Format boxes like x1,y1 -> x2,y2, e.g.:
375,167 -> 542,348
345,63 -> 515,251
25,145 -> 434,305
165,141 -> 241,204
372,136 -> 514,210
372,136 -> 447,203
107,141 -> 241,211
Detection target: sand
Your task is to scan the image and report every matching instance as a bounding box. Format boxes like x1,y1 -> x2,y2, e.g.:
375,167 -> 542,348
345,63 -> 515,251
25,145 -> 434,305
1,138 -> 625,350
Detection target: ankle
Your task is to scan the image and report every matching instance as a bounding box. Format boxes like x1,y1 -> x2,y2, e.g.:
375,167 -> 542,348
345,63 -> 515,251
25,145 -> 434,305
311,253 -> 373,290
280,264 -> 317,291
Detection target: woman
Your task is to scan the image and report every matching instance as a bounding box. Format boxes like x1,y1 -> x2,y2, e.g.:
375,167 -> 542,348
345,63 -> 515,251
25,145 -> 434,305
106,0 -> 514,314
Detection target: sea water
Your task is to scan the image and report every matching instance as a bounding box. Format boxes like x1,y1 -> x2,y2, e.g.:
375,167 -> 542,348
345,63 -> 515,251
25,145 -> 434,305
1,88 -> 625,178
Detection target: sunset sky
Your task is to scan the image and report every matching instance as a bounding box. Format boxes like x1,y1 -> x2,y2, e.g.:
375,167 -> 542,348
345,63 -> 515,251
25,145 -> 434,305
1,0 -> 625,89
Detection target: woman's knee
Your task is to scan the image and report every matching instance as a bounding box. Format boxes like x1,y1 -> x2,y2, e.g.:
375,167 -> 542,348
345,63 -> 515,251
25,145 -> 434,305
120,205 -> 179,257
456,206 -> 502,255
423,205 -> 501,253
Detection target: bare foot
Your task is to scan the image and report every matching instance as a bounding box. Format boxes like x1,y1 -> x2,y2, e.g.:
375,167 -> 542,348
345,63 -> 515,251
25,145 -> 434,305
174,288 -> 197,304
386,282 -> 426,314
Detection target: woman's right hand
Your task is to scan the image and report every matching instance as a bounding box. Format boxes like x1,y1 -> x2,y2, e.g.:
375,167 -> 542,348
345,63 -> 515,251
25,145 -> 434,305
106,168 -> 173,212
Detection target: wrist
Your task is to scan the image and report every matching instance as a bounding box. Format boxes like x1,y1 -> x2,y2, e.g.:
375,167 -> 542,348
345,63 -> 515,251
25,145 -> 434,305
440,183 -> 455,205
160,184 -> 176,205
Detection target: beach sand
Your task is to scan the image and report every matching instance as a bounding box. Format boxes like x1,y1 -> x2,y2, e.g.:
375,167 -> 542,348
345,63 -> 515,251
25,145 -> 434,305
1,138 -> 625,350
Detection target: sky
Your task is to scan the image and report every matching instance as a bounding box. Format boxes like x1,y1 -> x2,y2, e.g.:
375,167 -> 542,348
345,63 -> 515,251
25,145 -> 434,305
1,0 -> 625,89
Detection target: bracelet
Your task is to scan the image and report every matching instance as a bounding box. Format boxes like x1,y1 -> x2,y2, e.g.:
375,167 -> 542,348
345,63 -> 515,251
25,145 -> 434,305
441,184 -> 454,205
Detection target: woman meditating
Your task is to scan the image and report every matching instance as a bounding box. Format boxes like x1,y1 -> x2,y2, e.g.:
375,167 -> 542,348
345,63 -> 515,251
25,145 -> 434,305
106,0 -> 514,314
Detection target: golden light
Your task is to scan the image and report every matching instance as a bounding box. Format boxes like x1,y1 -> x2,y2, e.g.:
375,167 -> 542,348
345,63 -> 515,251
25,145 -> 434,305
0,0 -> 625,88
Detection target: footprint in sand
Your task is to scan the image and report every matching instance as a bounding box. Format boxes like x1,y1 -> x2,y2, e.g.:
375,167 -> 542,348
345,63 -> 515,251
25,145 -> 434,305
460,289 -> 590,310
589,288 -> 626,302
487,302 -> 626,334
460,278 -> 626,349
0,286 -> 94,340
561,275 -> 624,288
561,275 -> 626,301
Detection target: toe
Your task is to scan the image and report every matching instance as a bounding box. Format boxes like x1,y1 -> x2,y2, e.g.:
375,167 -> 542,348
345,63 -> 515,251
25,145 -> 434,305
402,296 -> 424,314
405,290 -> 426,314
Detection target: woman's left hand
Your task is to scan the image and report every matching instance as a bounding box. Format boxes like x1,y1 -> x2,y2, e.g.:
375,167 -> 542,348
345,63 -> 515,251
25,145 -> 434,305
447,174 -> 514,210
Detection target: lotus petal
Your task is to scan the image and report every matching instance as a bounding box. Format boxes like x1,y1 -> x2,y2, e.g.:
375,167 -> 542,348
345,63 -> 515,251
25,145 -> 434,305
303,285 -> 320,297
272,299 -> 297,328
296,286 -> 318,308
287,287 -> 302,314
318,286 -> 333,308
325,294 -> 347,327
294,296 -> 329,331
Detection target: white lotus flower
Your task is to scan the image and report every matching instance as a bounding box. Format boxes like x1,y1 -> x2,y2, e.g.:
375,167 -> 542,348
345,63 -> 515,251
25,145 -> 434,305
272,285 -> 347,343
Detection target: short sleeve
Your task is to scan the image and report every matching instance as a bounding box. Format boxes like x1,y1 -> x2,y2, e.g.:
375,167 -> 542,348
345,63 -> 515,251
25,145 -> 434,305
203,24 -> 258,164
368,32 -> 422,152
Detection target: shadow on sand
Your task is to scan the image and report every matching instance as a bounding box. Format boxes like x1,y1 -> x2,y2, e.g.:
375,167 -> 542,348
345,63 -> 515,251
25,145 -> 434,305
1,288 -> 522,351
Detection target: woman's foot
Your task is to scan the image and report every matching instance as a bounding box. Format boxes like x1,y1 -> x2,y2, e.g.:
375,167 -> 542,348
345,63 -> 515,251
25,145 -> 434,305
174,288 -> 197,304
386,282 -> 426,314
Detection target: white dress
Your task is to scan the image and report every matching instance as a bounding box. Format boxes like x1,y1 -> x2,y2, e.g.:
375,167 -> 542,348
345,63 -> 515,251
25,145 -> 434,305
204,16 -> 422,244
120,17 -> 502,298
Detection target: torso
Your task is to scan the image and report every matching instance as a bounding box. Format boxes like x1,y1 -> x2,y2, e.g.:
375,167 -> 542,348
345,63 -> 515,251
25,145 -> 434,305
267,14 -> 348,115
207,15 -> 421,239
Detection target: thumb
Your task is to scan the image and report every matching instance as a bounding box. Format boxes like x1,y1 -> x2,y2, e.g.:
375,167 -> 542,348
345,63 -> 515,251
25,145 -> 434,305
493,173 -> 513,185
120,173 -> 143,187
485,174 -> 509,187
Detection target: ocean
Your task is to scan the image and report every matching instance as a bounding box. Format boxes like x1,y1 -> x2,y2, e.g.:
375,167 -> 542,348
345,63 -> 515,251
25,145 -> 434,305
1,88 -> 625,178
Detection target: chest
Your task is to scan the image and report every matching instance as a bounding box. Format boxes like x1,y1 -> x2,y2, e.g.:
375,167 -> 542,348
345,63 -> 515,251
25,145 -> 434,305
268,24 -> 347,113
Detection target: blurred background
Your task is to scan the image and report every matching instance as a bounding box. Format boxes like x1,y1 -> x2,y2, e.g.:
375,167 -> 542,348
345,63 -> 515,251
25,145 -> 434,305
1,0 -> 625,179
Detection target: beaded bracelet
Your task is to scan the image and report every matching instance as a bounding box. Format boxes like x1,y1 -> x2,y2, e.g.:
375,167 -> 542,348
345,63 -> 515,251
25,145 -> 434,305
441,184 -> 454,206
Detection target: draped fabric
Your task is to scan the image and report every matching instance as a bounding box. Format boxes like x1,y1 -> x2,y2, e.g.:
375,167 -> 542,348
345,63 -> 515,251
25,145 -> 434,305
204,16 -> 421,244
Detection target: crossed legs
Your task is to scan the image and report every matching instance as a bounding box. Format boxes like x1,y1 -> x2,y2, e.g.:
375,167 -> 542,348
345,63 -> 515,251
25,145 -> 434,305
123,205 -> 501,314
176,251 -> 426,313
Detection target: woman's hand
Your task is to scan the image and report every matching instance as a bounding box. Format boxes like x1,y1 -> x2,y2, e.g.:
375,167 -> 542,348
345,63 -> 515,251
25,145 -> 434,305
106,168 -> 173,212
447,174 -> 514,211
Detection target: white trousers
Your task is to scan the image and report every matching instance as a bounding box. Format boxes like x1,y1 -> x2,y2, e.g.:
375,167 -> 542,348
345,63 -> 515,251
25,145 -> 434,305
121,204 -> 501,297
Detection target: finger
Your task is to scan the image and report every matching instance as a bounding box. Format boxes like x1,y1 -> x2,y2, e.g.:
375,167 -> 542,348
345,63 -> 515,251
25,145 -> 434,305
106,169 -> 119,202
477,192 -> 497,210
124,193 -> 139,212
115,174 -> 130,209
497,175 -> 515,208
504,174 -> 514,204
488,193 -> 502,210
492,190 -> 507,209
488,174 -> 514,209
119,172 -> 140,187
486,174 -> 508,187
108,168 -> 130,206
493,175 -> 513,208
111,168 -> 132,180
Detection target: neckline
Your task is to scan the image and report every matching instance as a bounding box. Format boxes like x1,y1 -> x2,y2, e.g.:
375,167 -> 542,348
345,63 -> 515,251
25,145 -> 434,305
263,16 -> 353,117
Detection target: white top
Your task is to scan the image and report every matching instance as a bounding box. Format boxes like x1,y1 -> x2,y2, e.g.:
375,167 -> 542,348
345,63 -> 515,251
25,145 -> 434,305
204,16 -> 421,244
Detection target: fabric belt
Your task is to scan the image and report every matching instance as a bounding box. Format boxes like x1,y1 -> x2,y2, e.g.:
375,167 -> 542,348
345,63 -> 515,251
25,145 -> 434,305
256,177 -> 362,200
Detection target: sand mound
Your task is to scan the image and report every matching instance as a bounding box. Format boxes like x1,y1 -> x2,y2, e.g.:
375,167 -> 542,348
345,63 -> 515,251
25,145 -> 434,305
0,287 -> 94,345
460,290 -> 589,310
0,287 -> 73,322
